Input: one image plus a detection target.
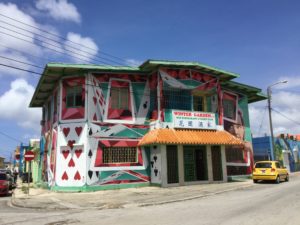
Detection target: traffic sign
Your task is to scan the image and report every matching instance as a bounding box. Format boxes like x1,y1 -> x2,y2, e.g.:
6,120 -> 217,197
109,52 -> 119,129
24,151 -> 35,161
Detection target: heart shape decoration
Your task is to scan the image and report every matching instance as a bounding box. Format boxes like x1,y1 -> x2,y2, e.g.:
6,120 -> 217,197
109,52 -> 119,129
75,149 -> 82,158
68,158 -> 75,167
74,171 -> 81,180
63,127 -> 70,138
68,140 -> 75,149
62,150 -> 69,159
75,127 -> 82,137
62,171 -> 68,180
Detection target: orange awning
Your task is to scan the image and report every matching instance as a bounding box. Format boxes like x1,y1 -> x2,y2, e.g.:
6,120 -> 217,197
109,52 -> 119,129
138,128 -> 244,146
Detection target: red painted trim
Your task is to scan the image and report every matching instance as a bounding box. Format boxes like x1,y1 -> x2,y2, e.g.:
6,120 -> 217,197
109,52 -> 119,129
101,179 -> 148,185
61,78 -> 85,120
94,141 -> 144,167
91,122 -> 149,129
91,73 -> 148,83
124,170 -> 150,181
99,140 -> 139,147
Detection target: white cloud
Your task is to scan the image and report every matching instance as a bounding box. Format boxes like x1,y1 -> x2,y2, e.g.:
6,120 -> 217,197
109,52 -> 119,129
35,0 -> 81,23
126,59 -> 143,67
0,3 -> 68,77
273,76 -> 300,90
0,51 -> 33,77
65,32 -> 98,63
38,25 -> 64,56
0,79 -> 41,131
249,91 -> 300,138
0,3 -> 42,54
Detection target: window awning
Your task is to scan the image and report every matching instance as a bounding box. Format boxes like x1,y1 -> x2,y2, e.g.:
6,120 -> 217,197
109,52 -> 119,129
138,128 -> 244,146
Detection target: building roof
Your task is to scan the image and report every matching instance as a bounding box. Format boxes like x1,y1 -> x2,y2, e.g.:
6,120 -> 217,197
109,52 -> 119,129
139,59 -> 240,80
222,80 -> 267,103
29,60 -> 266,107
29,63 -> 144,107
138,128 -> 244,146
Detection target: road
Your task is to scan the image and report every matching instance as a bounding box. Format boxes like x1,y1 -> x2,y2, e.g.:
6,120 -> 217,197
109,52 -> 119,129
1,175 -> 300,225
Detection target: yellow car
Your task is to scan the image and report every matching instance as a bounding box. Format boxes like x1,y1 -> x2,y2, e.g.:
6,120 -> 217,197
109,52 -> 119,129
252,161 -> 289,184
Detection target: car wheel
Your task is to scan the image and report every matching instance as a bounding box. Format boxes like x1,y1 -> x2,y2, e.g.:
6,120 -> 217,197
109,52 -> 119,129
285,174 -> 289,182
275,176 -> 280,184
253,179 -> 258,183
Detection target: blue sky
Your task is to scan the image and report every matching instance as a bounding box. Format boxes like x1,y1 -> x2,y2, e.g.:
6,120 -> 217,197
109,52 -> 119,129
0,0 -> 300,161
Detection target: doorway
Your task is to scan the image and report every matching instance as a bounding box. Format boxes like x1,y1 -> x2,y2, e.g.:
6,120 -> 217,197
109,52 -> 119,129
211,146 -> 223,181
184,146 -> 208,182
166,145 -> 179,184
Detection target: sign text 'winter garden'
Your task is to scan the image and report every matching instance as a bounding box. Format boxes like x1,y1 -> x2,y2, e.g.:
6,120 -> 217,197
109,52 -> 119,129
172,110 -> 216,130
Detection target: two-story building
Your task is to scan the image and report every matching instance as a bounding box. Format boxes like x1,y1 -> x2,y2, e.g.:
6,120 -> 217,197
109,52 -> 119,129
29,60 -> 266,191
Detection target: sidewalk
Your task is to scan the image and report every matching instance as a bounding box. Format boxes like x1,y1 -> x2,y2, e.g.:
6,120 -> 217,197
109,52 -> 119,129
11,179 -> 254,210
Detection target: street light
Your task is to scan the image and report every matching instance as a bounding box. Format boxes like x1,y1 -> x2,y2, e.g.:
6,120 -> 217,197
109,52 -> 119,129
267,80 -> 288,156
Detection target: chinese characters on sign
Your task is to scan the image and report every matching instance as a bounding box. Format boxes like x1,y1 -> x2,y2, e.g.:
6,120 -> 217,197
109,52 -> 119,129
172,110 -> 216,130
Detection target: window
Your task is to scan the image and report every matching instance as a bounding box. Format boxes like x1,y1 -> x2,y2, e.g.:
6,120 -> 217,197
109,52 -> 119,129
255,162 -> 272,168
223,99 -> 235,120
163,88 -> 191,110
66,86 -> 83,108
111,87 -> 129,110
193,95 -> 205,111
226,146 -> 244,162
103,147 -> 137,163
223,92 -> 237,121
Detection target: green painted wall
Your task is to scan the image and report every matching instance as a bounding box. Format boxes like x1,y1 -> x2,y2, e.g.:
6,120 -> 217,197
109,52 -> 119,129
238,96 -> 252,142
132,83 -> 146,109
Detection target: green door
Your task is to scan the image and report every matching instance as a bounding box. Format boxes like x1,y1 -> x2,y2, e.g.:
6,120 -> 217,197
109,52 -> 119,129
184,147 -> 196,181
184,146 -> 208,182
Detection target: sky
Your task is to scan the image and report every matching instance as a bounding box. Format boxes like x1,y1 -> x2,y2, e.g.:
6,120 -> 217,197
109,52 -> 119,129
0,0 -> 300,161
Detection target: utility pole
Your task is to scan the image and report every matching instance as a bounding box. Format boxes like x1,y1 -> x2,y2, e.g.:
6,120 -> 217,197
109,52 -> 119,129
267,80 -> 288,154
267,87 -> 276,154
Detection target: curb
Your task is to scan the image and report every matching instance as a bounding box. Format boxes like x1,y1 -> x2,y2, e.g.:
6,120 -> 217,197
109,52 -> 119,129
10,182 -> 254,210
138,183 -> 253,207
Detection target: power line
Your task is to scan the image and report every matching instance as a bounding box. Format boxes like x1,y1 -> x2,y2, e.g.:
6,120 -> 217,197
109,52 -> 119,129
0,55 -> 44,69
0,13 -> 133,66
272,108 -> 300,126
0,63 -> 42,75
0,28 -> 111,66
257,104 -> 268,136
0,19 -> 128,66
0,131 -> 23,143
0,43 -> 55,64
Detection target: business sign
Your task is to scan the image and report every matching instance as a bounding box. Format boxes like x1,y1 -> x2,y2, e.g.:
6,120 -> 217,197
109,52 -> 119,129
172,110 -> 216,130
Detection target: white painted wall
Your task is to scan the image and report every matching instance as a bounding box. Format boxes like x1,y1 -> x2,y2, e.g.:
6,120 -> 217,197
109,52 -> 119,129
56,123 -> 87,187
150,145 -> 162,185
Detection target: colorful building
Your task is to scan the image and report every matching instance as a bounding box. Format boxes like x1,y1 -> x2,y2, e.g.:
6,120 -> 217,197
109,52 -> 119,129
29,60 -> 266,191
29,139 -> 42,185
253,134 -> 300,172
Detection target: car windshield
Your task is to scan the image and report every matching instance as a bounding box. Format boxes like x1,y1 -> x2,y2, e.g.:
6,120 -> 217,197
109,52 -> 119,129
0,173 -> 7,180
255,162 -> 272,168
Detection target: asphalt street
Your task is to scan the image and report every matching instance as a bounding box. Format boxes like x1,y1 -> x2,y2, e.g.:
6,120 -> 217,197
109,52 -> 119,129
1,174 -> 300,225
